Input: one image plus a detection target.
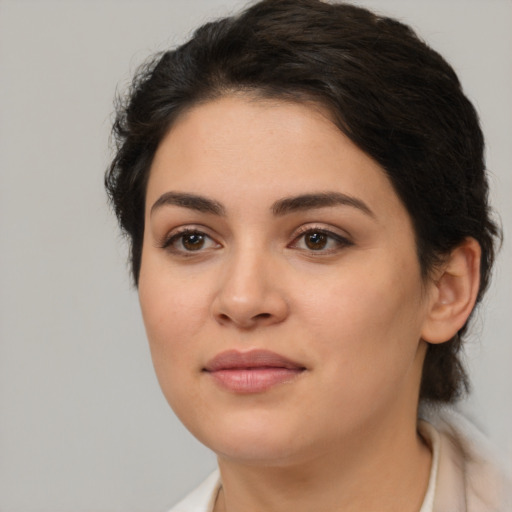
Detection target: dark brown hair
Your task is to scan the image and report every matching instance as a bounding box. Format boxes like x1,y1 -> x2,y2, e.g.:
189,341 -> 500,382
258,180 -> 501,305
106,0 -> 501,403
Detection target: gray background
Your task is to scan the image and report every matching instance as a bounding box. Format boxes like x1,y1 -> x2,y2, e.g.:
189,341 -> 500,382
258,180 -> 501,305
0,1 -> 510,511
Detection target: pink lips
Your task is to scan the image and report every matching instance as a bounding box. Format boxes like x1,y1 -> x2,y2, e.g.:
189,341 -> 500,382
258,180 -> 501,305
203,349 -> 306,393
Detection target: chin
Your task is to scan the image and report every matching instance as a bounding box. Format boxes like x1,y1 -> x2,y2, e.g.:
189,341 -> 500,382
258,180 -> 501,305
214,437 -> 306,467
186,409 -> 310,466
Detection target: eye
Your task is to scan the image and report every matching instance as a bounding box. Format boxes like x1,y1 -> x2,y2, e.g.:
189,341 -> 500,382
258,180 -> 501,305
302,231 -> 330,250
290,227 -> 352,253
161,228 -> 220,254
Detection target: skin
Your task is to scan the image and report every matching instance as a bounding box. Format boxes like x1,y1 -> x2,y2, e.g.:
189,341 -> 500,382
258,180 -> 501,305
138,96 -> 439,512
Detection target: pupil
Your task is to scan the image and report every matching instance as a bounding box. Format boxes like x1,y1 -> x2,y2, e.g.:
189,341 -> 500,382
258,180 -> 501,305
306,232 -> 327,250
183,233 -> 204,250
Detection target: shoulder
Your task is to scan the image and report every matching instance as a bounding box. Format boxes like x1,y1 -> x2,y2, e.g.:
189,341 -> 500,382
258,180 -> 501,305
420,407 -> 512,512
166,470 -> 221,512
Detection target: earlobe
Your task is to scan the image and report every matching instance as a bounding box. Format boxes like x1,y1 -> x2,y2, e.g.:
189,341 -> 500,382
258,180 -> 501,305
421,238 -> 481,344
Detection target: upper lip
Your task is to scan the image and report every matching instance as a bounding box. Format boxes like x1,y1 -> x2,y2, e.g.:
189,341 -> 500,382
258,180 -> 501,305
203,349 -> 306,372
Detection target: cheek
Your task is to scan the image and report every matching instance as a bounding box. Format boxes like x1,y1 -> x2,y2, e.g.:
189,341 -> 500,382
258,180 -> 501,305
139,249 -> 210,335
138,258 -> 214,390
298,256 -> 426,380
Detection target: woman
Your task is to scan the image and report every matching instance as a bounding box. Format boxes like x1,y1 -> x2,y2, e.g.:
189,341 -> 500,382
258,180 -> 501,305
105,0 -> 510,510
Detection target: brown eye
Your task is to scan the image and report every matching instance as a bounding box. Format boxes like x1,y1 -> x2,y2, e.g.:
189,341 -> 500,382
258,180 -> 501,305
161,229 -> 220,255
304,232 -> 328,250
181,233 -> 205,251
289,227 -> 353,253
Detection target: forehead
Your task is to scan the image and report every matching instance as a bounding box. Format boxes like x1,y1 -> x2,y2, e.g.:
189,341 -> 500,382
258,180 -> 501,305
146,95 -> 404,221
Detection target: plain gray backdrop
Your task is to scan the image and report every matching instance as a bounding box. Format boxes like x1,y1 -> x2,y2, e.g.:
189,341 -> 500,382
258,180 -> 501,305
0,1 -> 510,511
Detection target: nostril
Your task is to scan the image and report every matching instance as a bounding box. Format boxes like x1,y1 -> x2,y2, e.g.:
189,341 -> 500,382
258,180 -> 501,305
216,311 -> 272,326
212,290 -> 289,328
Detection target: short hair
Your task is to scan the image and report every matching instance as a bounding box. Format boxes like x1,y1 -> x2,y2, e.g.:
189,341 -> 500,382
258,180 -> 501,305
105,0 -> 501,403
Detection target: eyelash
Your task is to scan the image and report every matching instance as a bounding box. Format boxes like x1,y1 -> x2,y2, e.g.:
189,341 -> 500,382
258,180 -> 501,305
158,227 -> 220,256
159,225 -> 353,256
289,226 -> 353,254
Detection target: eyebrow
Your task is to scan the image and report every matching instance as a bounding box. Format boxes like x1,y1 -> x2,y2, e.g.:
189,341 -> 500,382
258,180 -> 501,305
150,191 -> 374,218
271,192 -> 375,218
150,192 -> 225,216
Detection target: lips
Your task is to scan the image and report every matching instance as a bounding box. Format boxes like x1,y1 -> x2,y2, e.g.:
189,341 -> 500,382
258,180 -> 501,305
203,349 -> 306,393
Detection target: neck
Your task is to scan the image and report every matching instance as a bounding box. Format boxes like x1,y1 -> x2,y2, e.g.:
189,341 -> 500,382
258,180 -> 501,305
214,415 -> 431,512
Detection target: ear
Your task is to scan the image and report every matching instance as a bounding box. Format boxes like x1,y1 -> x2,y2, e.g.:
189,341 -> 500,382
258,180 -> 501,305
421,238 -> 481,344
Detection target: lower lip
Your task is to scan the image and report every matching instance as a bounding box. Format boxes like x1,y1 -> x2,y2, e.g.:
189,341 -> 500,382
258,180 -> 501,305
206,367 -> 304,393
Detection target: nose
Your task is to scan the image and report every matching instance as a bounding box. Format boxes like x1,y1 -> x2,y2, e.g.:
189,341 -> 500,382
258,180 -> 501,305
211,249 -> 289,329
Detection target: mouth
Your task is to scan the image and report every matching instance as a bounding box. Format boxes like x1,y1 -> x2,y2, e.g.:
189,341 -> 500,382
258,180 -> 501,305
203,349 -> 307,394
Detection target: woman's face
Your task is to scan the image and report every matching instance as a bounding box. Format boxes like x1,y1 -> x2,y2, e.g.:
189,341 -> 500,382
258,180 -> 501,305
139,96 -> 434,465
